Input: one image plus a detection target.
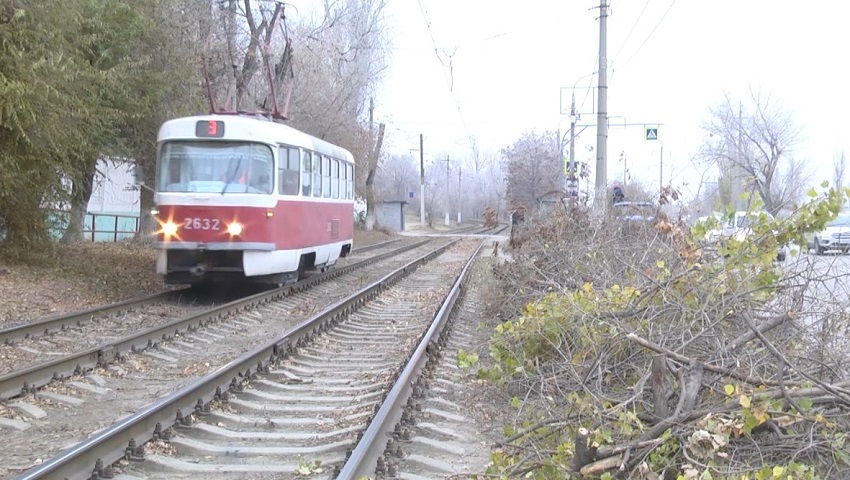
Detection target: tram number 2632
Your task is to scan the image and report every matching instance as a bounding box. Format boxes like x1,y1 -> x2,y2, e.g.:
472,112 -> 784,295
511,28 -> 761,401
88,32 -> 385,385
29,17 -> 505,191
183,218 -> 221,231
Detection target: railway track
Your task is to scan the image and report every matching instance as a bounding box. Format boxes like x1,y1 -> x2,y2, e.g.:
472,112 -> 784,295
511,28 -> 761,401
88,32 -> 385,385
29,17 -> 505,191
363,267 -> 495,479
8,238 -> 485,480
2,240 -> 475,477
0,239 -> 419,394
0,238 -> 403,342
436,223 -> 508,236
0,237 -> 432,400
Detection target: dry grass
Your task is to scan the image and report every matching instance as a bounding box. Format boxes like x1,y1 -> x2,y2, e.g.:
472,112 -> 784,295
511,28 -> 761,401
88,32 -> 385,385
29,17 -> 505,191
353,228 -> 395,247
0,230 -> 395,326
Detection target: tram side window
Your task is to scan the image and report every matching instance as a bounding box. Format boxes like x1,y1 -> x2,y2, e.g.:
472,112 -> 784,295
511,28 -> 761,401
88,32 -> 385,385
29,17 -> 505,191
312,153 -> 322,197
346,164 -> 354,199
278,147 -> 300,195
322,156 -> 331,198
331,159 -> 340,199
301,150 -> 312,197
339,162 -> 348,198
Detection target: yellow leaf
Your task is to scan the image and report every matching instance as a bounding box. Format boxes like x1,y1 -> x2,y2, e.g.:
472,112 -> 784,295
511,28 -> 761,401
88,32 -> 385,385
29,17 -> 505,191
739,394 -> 751,408
724,384 -> 734,396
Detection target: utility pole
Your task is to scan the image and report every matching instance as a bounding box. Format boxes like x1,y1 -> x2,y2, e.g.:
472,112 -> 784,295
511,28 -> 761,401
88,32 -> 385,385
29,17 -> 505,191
659,143 -> 664,194
595,0 -> 609,206
441,155 -> 450,226
733,102 -> 744,210
457,168 -> 462,224
419,134 -> 425,227
569,92 -> 577,196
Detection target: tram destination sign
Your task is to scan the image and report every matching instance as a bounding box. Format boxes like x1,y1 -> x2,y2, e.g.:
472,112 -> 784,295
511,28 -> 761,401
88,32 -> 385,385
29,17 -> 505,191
196,120 -> 225,138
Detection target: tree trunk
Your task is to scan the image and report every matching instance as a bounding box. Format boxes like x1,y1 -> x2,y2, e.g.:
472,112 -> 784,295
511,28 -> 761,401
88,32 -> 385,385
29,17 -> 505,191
60,160 -> 97,244
137,184 -> 156,243
363,123 -> 385,231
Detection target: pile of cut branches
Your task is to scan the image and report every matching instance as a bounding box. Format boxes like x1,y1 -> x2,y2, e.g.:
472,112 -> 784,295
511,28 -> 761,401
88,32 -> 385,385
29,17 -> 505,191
484,205 -> 499,229
481,193 -> 850,479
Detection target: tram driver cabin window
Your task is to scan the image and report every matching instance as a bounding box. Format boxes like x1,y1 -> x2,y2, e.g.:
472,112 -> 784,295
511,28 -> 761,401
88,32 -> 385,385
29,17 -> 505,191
278,146 -> 300,195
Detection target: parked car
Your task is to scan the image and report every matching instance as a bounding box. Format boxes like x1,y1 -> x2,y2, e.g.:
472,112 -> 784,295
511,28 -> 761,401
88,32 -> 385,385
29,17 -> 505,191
700,211 -> 788,262
812,213 -> 850,255
719,211 -> 787,262
613,201 -> 657,223
693,212 -> 724,244
612,201 -> 658,237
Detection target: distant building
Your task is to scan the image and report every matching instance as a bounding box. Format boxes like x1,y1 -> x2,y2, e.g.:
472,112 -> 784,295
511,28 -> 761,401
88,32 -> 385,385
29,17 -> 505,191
88,159 -> 141,215
376,201 -> 407,231
536,190 -> 565,210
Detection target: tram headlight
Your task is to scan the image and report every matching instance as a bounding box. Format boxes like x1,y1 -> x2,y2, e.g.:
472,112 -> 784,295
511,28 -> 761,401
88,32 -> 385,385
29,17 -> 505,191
227,222 -> 244,236
162,221 -> 178,236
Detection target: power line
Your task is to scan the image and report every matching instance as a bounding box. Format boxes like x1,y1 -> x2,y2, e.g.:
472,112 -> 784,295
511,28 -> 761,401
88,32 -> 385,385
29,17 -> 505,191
616,0 -> 678,72
578,57 -> 598,114
414,0 -> 477,154
610,0 -> 651,65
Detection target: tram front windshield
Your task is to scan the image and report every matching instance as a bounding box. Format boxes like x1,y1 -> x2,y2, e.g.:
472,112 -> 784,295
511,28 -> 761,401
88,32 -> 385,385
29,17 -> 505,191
158,141 -> 274,194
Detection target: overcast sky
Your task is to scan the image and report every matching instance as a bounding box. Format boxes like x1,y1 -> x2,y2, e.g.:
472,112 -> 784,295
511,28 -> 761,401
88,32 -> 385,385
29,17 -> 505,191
298,0 -> 850,200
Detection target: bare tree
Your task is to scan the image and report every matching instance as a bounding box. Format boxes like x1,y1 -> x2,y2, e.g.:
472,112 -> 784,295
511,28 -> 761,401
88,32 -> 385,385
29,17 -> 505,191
503,130 -> 561,210
196,0 -> 388,167
375,153 -> 419,201
480,149 -> 507,219
421,159 -> 450,227
834,151 -> 847,191
700,90 -> 807,215
362,122 -> 385,230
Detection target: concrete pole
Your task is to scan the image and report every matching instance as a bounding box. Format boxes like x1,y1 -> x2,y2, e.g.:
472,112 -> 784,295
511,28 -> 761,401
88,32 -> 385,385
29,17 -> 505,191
569,92 -> 577,199
734,102 -> 744,211
659,143 -> 664,195
443,155 -> 450,226
595,0 -> 609,206
419,134 -> 425,227
457,168 -> 462,224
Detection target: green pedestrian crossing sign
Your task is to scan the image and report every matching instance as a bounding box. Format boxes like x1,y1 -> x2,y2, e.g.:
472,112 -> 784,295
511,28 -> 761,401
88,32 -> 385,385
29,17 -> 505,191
645,127 -> 659,141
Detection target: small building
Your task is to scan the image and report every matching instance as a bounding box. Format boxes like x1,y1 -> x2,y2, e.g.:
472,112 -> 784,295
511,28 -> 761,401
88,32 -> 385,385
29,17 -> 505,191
537,190 -> 565,210
376,201 -> 407,231
85,159 -> 141,241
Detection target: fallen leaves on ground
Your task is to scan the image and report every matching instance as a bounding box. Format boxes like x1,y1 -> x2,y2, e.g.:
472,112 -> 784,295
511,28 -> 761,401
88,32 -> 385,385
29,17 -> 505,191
0,241 -> 164,327
0,230 -> 393,328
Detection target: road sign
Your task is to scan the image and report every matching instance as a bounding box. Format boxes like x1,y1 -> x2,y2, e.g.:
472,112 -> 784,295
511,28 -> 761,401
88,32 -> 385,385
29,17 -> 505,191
409,191 -> 414,199
645,127 -> 659,141
564,158 -> 577,175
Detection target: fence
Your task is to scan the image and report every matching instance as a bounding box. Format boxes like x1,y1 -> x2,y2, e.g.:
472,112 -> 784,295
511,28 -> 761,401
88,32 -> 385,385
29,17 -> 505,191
83,213 -> 140,242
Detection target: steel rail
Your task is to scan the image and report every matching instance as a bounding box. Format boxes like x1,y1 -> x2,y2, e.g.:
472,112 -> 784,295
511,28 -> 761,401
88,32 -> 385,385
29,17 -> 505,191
348,237 -> 401,254
14,239 -> 459,480
334,240 -> 484,479
450,224 -> 480,234
0,239 -> 400,345
0,239 -> 432,401
0,290 -> 185,345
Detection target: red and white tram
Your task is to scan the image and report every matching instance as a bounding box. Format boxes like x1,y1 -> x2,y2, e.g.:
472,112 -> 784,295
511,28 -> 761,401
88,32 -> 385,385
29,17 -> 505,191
152,114 -> 355,286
